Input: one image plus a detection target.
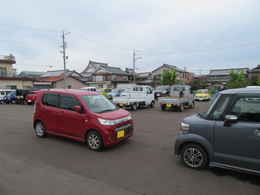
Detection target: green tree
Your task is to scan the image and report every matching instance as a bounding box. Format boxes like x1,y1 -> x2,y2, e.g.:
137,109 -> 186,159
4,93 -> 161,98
227,71 -> 248,89
160,69 -> 177,85
249,75 -> 260,86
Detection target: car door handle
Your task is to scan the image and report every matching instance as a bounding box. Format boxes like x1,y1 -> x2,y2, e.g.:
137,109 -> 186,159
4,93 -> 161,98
254,129 -> 260,136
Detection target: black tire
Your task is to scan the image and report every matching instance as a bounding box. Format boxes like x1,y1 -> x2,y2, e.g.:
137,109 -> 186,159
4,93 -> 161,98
132,104 -> 137,111
181,144 -> 208,169
86,131 -> 104,151
179,104 -> 184,112
34,121 -> 46,138
150,101 -> 155,108
161,105 -> 166,111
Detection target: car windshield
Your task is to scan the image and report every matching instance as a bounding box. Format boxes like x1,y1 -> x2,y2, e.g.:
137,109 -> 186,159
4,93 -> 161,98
199,93 -> 220,118
197,89 -> 208,93
81,95 -> 117,113
172,86 -> 185,91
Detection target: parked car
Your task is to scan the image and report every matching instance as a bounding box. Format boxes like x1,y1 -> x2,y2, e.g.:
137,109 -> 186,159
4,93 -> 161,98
97,88 -> 112,99
154,85 -> 170,99
80,86 -> 97,92
25,91 -> 40,105
194,89 -> 211,101
15,89 -> 31,104
33,89 -> 133,150
159,85 -> 194,112
107,88 -> 130,100
112,85 -> 155,110
174,87 -> 260,175
0,89 -> 15,104
4,91 -> 16,104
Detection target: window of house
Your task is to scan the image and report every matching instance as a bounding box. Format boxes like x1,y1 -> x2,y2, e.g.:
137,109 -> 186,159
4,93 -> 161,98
60,95 -> 80,111
230,96 -> 260,122
95,76 -> 103,82
0,67 -> 7,77
42,93 -> 59,107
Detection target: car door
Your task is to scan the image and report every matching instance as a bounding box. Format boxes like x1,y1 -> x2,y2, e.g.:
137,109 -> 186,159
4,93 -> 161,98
41,93 -> 60,132
213,94 -> 260,171
58,94 -> 86,137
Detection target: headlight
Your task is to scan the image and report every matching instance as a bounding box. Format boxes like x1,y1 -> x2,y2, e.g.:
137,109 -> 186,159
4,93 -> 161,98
180,122 -> 190,131
98,115 -> 132,126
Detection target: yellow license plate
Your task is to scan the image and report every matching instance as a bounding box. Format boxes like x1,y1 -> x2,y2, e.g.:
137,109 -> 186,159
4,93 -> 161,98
166,104 -> 172,108
119,104 -> 124,107
117,130 -> 125,138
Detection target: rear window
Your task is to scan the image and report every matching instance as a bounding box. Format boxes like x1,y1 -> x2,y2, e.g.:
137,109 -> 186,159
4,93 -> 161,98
42,93 -> 59,107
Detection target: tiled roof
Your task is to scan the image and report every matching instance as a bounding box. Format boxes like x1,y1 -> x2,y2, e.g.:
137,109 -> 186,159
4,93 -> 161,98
209,68 -> 249,76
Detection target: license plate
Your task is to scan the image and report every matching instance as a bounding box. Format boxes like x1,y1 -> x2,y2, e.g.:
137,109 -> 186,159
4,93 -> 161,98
119,104 -> 124,107
117,130 -> 125,138
156,94 -> 160,96
166,104 -> 172,108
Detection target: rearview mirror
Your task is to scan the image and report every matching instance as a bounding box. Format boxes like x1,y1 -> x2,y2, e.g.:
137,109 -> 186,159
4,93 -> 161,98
73,105 -> 82,113
224,115 -> 238,126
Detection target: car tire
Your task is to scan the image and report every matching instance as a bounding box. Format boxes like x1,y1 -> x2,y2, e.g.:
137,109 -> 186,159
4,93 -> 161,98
161,105 -> 165,111
87,131 -> 104,151
150,101 -> 155,108
132,104 -> 137,111
34,121 -> 46,138
181,144 -> 208,169
179,104 -> 184,112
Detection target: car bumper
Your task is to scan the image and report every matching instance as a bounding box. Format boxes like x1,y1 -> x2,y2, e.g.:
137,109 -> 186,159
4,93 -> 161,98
102,122 -> 134,147
195,97 -> 210,101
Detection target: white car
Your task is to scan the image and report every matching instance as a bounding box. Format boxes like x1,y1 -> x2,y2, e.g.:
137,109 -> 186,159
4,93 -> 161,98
113,85 -> 155,110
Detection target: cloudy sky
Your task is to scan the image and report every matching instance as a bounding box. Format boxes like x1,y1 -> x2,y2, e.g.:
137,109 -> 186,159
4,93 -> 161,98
0,0 -> 260,74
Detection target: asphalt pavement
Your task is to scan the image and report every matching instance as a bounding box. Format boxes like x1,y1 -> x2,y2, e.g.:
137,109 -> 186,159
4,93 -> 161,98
0,103 -> 259,195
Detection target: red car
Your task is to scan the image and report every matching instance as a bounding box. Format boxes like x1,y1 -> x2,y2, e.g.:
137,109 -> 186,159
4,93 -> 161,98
33,89 -> 133,150
26,91 -> 40,105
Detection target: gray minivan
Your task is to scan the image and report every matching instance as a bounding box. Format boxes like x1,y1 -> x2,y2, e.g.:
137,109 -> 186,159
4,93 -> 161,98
175,88 -> 260,175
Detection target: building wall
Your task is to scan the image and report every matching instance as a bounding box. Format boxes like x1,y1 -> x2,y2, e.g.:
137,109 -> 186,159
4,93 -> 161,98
0,79 -> 33,89
54,77 -> 86,89
0,62 -> 16,77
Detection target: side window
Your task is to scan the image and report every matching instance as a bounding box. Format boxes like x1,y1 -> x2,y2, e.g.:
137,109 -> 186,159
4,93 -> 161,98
42,94 -> 59,107
60,95 -> 80,111
229,96 -> 260,123
146,87 -> 152,94
211,95 -> 231,120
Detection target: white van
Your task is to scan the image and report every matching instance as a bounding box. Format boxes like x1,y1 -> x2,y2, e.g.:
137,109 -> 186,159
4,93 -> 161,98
112,85 -> 155,110
0,89 -> 15,104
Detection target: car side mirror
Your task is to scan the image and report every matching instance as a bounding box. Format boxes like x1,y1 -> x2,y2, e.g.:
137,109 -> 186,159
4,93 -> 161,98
224,115 -> 238,126
73,105 -> 82,113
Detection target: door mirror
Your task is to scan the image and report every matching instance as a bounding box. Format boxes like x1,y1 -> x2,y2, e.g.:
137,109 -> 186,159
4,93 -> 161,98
73,105 -> 82,113
224,115 -> 238,126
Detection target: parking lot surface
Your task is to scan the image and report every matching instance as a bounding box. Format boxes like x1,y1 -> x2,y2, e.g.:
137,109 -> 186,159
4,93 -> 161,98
0,103 -> 259,195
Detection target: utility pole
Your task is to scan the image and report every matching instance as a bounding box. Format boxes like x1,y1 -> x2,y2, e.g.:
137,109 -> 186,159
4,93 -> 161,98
61,30 -> 70,89
132,49 -> 142,83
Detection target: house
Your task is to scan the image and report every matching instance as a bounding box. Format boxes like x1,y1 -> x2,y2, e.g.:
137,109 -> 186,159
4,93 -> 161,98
38,70 -> 86,89
81,60 -> 129,88
249,65 -> 260,80
207,68 -> 249,86
0,54 -> 16,77
151,64 -> 194,86
18,71 -> 45,79
0,77 -> 34,89
136,72 -> 153,85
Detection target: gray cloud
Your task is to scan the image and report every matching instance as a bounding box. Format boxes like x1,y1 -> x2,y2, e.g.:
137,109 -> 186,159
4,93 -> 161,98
0,0 -> 260,74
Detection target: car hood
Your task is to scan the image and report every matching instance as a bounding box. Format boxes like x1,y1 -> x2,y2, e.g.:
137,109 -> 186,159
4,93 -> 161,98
95,109 -> 130,120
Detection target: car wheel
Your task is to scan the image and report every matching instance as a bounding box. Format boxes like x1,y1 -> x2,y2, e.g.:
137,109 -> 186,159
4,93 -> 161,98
179,104 -> 184,112
150,101 -> 155,108
161,105 -> 165,111
132,104 -> 137,111
181,144 -> 208,169
87,131 -> 103,151
34,121 -> 46,137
